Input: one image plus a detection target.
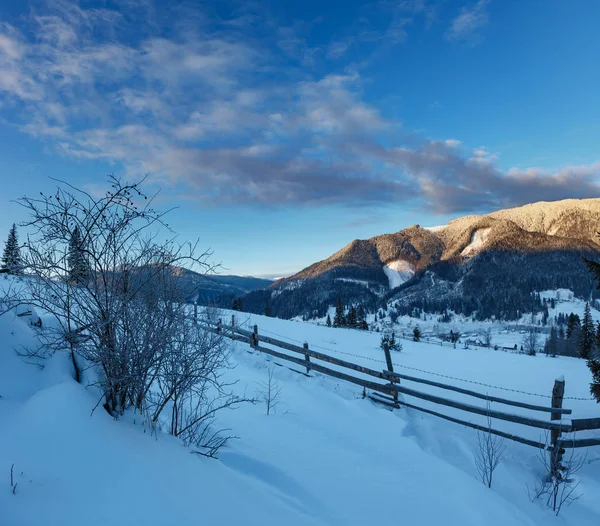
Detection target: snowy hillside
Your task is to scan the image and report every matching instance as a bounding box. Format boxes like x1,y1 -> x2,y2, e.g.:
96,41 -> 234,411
1,282 -> 600,525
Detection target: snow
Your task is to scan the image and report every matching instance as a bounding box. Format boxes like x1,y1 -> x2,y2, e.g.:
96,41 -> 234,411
1,276 -> 600,526
382,260 -> 415,289
335,277 -> 370,287
423,225 -> 446,232
461,228 -> 491,257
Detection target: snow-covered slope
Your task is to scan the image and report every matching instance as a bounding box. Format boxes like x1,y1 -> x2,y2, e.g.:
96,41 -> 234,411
383,260 -> 415,289
1,283 -> 599,525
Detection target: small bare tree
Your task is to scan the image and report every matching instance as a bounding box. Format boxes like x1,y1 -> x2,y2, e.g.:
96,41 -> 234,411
474,402 -> 506,488
529,434 -> 585,516
258,364 -> 283,416
483,328 -> 492,348
523,328 -> 539,356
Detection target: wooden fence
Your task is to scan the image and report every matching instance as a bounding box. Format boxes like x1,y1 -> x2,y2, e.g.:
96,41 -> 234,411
201,316 -> 600,456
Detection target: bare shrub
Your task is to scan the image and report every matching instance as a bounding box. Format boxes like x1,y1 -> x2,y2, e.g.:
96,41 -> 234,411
523,328 -> 539,356
474,402 -> 506,488
10,177 -> 248,454
258,364 -> 283,416
483,328 -> 492,348
528,435 -> 585,516
16,177 -> 216,414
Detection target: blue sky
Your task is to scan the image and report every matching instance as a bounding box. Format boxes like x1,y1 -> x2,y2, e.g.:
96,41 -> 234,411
0,0 -> 599,277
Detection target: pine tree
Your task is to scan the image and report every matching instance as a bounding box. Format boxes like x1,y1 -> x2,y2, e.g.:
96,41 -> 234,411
380,330 -> 402,352
413,325 -> 421,342
588,358 -> 600,402
326,314 -> 332,327
67,226 -> 91,284
579,302 -> 595,359
542,304 -> 549,326
389,330 -> 401,351
546,325 -> 558,357
347,306 -> 357,328
584,255 -> 600,400
264,297 -> 271,317
2,224 -> 23,275
333,298 -> 345,327
566,313 -> 580,338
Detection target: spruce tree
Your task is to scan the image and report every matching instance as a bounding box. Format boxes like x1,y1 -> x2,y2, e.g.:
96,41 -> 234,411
67,226 -> 91,284
584,256 -> 600,400
333,298 -> 345,327
579,302 -> 595,359
347,306 -> 357,329
2,224 -> 23,275
326,314 -> 332,327
357,305 -> 366,324
546,325 -> 558,357
588,358 -> 600,402
413,325 -> 421,342
264,297 -> 271,317
389,330 -> 401,351
566,313 -> 580,338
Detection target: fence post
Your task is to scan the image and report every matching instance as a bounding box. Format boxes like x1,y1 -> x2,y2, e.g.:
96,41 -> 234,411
217,319 -> 222,334
550,376 -> 565,476
383,342 -> 398,404
303,342 -> 311,374
194,301 -> 198,324
231,314 -> 235,329
252,325 -> 259,348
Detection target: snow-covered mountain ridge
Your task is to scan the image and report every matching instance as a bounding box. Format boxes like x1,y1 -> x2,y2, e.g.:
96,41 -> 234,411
238,198 -> 600,320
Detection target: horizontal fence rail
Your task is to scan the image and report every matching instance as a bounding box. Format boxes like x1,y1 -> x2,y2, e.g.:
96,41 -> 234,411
202,317 -> 600,451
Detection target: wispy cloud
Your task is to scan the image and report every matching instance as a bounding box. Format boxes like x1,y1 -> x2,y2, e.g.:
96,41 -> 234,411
446,0 -> 490,42
0,0 -> 598,215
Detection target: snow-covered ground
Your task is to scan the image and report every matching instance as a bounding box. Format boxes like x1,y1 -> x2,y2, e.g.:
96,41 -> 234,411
1,279 -> 600,526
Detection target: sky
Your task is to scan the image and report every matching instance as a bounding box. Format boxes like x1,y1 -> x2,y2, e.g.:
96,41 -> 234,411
0,0 -> 599,277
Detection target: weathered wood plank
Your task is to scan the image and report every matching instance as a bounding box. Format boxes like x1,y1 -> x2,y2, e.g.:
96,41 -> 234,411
247,330 -> 390,380
570,417 -> 600,431
382,370 -> 572,414
399,399 -> 547,449
550,378 -> 566,475
307,362 -> 397,396
393,384 -> 572,432
558,437 -> 600,448
368,394 -> 400,409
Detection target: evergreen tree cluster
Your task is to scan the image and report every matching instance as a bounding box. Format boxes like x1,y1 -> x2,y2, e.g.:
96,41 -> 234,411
389,250 -> 597,322
332,297 -> 368,330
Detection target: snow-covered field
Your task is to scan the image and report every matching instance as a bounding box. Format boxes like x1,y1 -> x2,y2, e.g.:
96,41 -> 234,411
1,279 -> 600,525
